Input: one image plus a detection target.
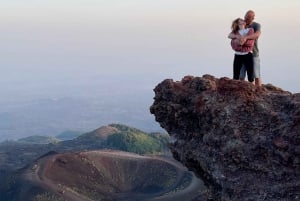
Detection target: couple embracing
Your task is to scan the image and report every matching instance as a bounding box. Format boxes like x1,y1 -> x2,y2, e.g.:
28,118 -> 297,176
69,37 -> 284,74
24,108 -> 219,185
228,10 -> 262,86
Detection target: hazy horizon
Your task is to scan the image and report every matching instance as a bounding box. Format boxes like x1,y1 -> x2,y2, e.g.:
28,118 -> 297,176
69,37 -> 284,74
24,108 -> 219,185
1,0 -> 300,140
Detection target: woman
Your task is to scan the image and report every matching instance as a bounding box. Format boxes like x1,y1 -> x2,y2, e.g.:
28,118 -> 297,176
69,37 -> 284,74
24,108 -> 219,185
228,18 -> 255,83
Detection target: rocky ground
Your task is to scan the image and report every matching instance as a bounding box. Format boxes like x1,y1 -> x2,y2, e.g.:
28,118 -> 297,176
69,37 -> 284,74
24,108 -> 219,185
150,75 -> 300,201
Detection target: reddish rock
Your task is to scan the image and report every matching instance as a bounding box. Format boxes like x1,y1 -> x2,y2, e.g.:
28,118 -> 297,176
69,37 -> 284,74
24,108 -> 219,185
150,75 -> 300,201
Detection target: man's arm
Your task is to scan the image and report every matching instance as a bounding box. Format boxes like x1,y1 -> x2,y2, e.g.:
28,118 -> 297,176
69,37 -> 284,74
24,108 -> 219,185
243,30 -> 261,40
228,32 -> 241,40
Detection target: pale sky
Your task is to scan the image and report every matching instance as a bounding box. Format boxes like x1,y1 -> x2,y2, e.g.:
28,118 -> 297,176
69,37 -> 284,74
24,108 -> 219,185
1,0 -> 300,102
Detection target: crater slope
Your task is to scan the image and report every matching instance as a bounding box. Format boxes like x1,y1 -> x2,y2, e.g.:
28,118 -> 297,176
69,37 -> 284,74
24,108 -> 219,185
24,150 -> 205,201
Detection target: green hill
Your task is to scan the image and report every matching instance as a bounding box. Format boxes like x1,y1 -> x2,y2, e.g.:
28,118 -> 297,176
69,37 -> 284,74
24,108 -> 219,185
106,124 -> 168,154
74,123 -> 170,154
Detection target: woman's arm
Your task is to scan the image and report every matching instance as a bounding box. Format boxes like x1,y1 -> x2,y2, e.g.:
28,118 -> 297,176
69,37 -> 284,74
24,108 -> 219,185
244,30 -> 261,40
228,32 -> 241,40
240,28 -> 257,44
242,28 -> 255,47
231,29 -> 255,52
243,38 -> 255,47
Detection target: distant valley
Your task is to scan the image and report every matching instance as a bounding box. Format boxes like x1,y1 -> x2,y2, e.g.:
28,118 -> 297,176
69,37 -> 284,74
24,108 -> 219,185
0,95 -> 161,141
0,124 -> 205,201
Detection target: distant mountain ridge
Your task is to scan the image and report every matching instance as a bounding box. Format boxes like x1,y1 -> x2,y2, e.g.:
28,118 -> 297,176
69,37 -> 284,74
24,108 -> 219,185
55,130 -> 82,141
17,135 -> 60,144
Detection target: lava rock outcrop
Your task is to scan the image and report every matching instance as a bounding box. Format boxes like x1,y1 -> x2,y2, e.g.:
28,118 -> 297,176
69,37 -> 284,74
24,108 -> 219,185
150,75 -> 300,201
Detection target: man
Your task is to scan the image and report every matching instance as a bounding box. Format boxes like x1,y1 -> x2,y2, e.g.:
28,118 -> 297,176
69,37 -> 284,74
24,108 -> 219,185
229,10 -> 262,86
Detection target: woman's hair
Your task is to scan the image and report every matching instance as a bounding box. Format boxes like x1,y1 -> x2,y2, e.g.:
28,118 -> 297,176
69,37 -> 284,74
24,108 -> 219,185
231,18 -> 243,34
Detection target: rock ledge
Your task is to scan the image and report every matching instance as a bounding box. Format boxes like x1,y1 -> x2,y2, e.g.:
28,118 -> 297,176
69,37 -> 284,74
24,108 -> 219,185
150,75 -> 300,201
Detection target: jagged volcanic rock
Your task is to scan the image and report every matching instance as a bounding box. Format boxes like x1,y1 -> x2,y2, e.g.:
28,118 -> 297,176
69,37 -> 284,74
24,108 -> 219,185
150,75 -> 300,201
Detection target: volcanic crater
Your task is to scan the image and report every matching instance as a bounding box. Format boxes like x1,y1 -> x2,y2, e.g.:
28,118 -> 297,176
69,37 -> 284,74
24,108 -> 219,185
26,150 -> 204,201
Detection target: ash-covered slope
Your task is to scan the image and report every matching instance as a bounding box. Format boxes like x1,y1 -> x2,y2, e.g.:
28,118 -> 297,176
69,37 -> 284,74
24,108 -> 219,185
150,75 -> 300,201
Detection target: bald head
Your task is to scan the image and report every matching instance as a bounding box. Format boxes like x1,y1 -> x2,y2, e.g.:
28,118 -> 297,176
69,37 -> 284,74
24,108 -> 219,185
244,10 -> 255,25
246,10 -> 255,15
